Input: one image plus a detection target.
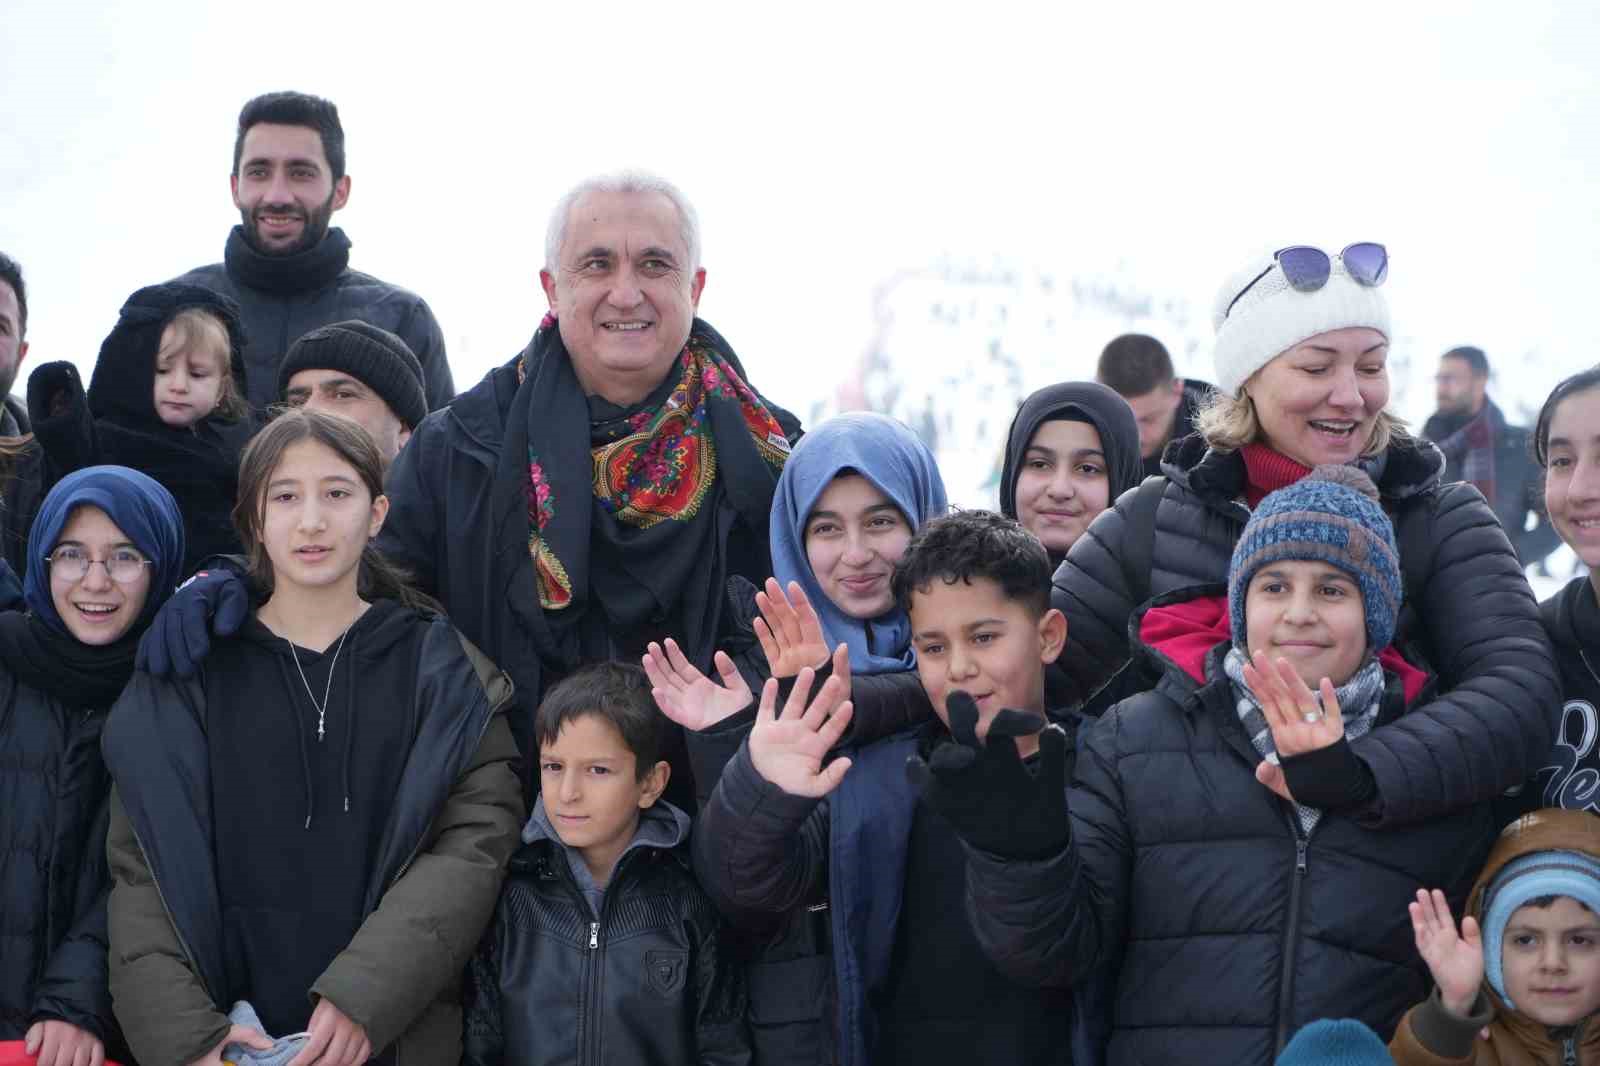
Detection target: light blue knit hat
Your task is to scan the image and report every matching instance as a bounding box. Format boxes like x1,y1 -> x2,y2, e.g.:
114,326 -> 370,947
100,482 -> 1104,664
1482,850 -> 1600,1009
1229,465 -> 1402,654
1275,1018 -> 1392,1065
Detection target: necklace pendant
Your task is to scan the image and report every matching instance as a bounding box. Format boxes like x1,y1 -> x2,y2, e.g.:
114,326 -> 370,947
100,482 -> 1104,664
317,718 -> 326,742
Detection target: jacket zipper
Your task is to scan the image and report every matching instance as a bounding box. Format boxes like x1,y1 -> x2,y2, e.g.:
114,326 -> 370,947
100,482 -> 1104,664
1274,822 -> 1309,1054
126,818 -> 210,999
1565,1033 -> 1576,1065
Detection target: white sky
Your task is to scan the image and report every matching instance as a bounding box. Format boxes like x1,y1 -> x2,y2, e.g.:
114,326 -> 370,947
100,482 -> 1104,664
4,0 -> 1598,428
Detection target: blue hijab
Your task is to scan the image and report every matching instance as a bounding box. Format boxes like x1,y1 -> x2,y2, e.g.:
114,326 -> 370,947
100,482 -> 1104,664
25,465 -> 187,634
769,413 -> 947,675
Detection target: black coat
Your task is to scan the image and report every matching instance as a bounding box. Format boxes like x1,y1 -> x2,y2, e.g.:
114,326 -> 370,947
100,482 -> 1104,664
964,604 -> 1495,1065
1516,577 -> 1600,817
1140,377 -> 1212,480
175,229 -> 453,412
1422,400 -> 1559,565
0,667 -> 118,1047
463,833 -> 750,1066
378,355 -> 801,803
0,398 -> 41,580
1049,433 -> 1557,824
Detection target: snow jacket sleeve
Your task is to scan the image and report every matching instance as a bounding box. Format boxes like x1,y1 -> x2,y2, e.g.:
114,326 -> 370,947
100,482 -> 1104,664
1352,483 -> 1558,827
1388,988 -> 1493,1065
25,360 -> 101,491
106,786 -> 232,1066
310,713 -> 524,1052
964,709 -> 1130,988
460,921 -> 504,1066
690,890 -> 754,1066
692,741 -> 830,922
1047,487 -> 1146,712
29,797 -> 116,1042
393,295 -> 454,410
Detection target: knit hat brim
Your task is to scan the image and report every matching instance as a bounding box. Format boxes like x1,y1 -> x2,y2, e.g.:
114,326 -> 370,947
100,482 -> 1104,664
278,320 -> 428,428
1482,850 -> 1600,1009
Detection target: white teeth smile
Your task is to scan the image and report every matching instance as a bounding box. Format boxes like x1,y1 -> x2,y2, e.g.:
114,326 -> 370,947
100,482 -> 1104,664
1309,421 -> 1356,435
603,322 -> 650,331
76,604 -> 116,615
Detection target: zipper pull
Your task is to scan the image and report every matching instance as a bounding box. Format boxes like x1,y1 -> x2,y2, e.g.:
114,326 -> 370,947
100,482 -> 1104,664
589,921 -> 599,950
1564,1034 -> 1576,1066
1295,839 -> 1308,874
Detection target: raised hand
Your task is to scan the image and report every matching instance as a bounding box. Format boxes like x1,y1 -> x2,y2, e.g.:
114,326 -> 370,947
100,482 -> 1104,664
747,668 -> 854,798
643,638 -> 754,731
1242,650 -> 1347,758
753,578 -> 832,679
1409,888 -> 1484,1018
25,1018 -> 106,1066
287,996 -> 372,1066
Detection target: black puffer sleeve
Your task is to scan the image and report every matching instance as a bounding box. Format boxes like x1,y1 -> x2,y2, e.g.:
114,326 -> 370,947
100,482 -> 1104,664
1353,483 -> 1558,826
1048,488 -> 1144,711
29,797 -> 115,1041
964,707 -> 1130,988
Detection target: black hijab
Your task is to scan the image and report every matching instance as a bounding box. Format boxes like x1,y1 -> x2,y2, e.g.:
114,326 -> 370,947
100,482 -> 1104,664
1000,380 -> 1143,536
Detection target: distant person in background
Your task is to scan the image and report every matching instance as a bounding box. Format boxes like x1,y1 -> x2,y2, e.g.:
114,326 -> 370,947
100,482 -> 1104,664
279,319 -> 427,473
175,91 -> 454,412
0,251 -> 43,578
1095,332 -> 1212,478
1422,345 -> 1558,566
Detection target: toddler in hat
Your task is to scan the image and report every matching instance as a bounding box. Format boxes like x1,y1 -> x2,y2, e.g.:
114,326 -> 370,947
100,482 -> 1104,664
1393,808 -> 1600,1065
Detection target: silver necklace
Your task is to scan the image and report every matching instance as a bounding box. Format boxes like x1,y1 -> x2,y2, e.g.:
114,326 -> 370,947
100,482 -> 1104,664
287,626 -> 353,742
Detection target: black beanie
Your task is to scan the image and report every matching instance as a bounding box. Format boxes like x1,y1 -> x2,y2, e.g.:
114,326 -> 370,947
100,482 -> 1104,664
278,320 -> 428,428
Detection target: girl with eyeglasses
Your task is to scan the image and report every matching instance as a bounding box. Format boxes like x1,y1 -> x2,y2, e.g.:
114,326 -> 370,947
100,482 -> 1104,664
0,465 -> 185,1066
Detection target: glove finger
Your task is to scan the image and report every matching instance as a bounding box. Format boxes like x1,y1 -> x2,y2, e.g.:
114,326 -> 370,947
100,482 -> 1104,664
945,691 -> 981,747
136,625 -> 166,675
986,707 -> 1046,741
1037,724 -> 1069,791
905,753 -> 933,790
173,601 -> 211,679
215,577 -> 249,635
926,741 -> 977,774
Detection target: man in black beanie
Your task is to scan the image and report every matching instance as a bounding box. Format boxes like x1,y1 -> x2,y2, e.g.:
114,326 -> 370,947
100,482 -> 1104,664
174,91 -> 454,414
280,320 -> 426,471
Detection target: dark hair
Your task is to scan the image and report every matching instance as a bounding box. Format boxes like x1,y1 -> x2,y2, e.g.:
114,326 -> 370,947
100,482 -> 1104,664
233,408 -> 434,609
233,92 -> 346,181
892,509 -> 1051,617
1442,345 -> 1490,378
535,662 -> 663,780
1096,333 -> 1175,397
0,250 -> 26,338
1522,894 -> 1595,914
1534,365 -> 1600,468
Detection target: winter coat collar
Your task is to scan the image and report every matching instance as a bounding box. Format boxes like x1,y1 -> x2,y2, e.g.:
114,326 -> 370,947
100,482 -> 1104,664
520,796 -> 691,916
223,226 -> 352,297
1161,432 -> 1446,508
1544,576 -> 1600,664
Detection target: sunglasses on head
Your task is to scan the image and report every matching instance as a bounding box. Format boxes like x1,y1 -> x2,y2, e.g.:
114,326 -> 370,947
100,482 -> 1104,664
1223,242 -> 1389,321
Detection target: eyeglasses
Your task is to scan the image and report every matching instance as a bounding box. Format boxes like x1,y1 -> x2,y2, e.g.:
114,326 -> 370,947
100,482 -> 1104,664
1223,242 -> 1389,321
45,545 -> 153,584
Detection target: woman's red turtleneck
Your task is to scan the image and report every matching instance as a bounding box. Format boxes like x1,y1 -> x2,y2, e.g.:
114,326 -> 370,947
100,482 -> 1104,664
1240,443 -> 1312,508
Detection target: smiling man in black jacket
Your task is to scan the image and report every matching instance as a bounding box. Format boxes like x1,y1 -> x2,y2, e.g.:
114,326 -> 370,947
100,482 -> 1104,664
174,91 -> 454,413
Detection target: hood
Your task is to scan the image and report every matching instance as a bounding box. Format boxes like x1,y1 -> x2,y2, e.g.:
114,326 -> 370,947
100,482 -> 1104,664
1134,589 -> 1429,704
1160,430 -> 1446,506
87,282 -> 249,428
1000,381 -> 1143,521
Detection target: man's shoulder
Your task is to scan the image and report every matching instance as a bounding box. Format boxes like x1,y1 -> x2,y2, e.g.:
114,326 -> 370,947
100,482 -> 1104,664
332,266 -> 430,308
409,356 -> 519,450
172,262 -> 232,288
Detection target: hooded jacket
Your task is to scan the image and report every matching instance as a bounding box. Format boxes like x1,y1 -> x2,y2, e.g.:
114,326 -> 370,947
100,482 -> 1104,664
1048,432 -> 1557,825
27,283 -> 259,572
963,590 -> 1495,1065
102,608 -> 525,1066
1513,578 -> 1600,818
463,798 -> 751,1065
1391,808 -> 1600,1065
176,226 -> 453,411
1422,400 -> 1560,566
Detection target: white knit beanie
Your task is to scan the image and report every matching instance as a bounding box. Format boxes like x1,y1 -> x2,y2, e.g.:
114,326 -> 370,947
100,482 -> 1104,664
1210,250 -> 1392,395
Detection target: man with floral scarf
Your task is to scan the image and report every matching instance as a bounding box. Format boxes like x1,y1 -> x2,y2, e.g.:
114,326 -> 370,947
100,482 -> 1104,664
373,170 -> 801,804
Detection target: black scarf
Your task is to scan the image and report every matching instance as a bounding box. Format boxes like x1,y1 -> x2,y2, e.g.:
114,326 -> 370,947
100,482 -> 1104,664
0,610 -> 140,708
224,225 -> 351,296
495,317 -> 790,674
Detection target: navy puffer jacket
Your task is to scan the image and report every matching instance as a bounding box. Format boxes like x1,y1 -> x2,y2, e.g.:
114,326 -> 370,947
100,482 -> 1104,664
1050,432 -> 1557,824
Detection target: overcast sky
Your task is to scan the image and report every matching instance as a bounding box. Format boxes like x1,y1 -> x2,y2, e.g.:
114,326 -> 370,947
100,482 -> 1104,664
4,0 -> 1597,426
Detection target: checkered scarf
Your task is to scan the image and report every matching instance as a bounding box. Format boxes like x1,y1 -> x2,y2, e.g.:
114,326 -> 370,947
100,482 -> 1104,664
1223,646 -> 1386,836
1433,405 -> 1498,504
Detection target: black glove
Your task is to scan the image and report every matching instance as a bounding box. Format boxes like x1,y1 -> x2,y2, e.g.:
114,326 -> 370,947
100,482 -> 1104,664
136,569 -> 250,678
26,360 -> 83,423
906,691 -> 1071,860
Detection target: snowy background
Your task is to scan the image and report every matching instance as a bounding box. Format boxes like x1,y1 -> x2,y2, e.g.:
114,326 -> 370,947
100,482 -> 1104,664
5,0 -> 1597,590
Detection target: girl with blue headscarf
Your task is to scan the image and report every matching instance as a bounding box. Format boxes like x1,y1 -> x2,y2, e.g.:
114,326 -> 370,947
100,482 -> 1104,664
0,465 -> 184,1066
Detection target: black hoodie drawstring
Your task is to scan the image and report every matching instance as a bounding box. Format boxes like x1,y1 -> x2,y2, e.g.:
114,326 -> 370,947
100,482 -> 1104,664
339,627 -> 359,815
274,653 -> 317,830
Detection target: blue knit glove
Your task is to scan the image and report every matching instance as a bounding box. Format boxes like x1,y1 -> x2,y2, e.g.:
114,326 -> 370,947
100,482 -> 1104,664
135,569 -> 249,678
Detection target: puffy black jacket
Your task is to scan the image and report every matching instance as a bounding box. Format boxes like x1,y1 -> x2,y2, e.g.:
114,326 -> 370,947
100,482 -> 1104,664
1051,433 -> 1557,825
1421,401 -> 1560,566
1513,577 -> 1600,817
0,668 -> 118,1047
965,597 -> 1496,1064
463,814 -> 751,1065
174,230 -> 453,412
